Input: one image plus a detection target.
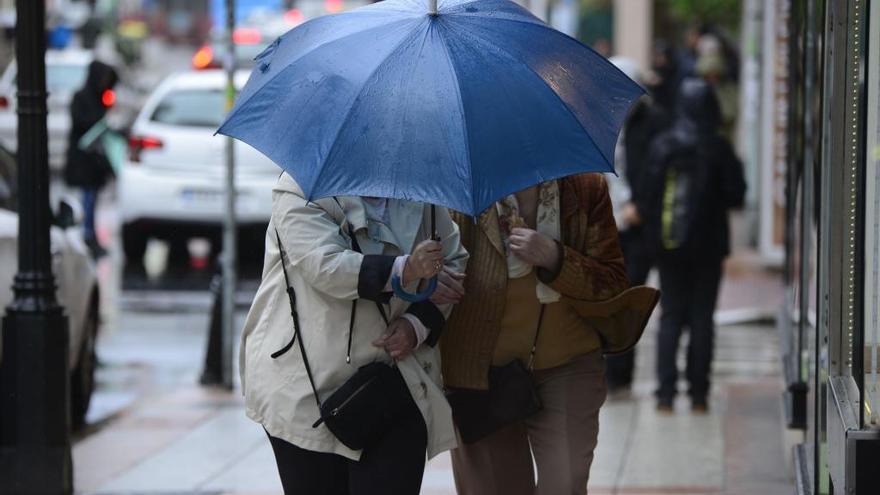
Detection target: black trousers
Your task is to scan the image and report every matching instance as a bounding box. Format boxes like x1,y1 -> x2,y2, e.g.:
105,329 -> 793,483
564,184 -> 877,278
606,228 -> 654,389
655,254 -> 723,400
266,406 -> 428,495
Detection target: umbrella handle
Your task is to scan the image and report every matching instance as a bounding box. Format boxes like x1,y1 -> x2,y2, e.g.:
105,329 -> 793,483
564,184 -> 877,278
391,274 -> 438,303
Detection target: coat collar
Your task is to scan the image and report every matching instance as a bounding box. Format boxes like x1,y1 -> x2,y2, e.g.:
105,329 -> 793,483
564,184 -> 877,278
561,177 -> 579,219
478,205 -> 506,257
337,196 -> 425,254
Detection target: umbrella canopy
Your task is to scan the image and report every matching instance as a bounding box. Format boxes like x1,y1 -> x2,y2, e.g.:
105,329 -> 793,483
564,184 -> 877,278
218,0 -> 644,216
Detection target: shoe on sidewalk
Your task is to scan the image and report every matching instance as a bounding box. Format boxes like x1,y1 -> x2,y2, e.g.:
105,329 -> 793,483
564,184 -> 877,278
691,397 -> 709,414
656,396 -> 674,414
608,384 -> 634,401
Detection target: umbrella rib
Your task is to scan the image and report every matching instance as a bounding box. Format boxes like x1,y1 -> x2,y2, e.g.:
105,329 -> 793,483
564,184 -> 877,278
448,19 -> 617,173
435,22 -> 475,215
308,26 -> 426,200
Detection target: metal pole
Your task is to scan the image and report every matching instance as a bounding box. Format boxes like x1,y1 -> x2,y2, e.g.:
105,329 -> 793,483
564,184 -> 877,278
221,0 -> 237,389
0,0 -> 72,492
429,0 -> 438,15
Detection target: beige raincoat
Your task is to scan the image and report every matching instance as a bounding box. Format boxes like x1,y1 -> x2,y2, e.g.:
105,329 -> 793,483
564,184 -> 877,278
240,173 -> 468,461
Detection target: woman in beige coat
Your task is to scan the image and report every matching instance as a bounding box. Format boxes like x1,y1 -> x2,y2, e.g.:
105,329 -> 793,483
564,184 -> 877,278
239,173 -> 468,495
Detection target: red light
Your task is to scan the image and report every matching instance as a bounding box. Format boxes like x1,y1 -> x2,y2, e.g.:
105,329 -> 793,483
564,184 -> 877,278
192,45 -> 215,70
233,28 -> 262,45
325,0 -> 343,13
128,135 -> 163,163
0,96 -> 8,109
284,8 -> 304,24
101,89 -> 116,108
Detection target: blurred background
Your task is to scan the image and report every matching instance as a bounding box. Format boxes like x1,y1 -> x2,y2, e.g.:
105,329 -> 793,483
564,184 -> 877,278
0,0 -> 876,494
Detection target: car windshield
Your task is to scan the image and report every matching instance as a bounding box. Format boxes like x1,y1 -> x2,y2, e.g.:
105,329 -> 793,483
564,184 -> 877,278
46,64 -> 89,94
150,89 -> 226,127
15,63 -> 89,95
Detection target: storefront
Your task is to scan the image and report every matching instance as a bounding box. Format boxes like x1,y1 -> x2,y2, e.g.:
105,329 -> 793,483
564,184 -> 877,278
781,1 -> 880,493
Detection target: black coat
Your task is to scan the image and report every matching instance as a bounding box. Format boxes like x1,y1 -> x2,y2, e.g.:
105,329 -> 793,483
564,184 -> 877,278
64,61 -> 117,188
637,79 -> 746,262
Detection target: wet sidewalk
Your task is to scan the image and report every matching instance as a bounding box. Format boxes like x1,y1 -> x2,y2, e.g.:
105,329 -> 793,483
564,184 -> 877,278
73,250 -> 793,494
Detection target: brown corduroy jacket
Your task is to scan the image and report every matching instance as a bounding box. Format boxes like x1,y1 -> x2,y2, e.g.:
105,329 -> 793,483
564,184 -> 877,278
440,173 -> 629,390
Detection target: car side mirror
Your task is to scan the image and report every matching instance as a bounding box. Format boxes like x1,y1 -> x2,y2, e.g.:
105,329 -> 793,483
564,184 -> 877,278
54,195 -> 83,229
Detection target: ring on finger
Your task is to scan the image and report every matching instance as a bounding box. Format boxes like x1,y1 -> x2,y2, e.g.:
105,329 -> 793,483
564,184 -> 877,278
433,261 -> 443,272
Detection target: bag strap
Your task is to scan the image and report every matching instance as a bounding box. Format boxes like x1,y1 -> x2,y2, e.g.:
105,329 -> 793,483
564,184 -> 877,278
272,227 -> 323,408
526,304 -> 546,371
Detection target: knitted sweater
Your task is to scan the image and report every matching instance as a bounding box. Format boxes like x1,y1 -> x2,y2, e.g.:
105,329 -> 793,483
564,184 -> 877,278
441,173 -> 629,390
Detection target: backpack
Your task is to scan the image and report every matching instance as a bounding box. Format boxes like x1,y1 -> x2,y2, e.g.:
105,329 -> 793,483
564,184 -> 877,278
659,146 -> 704,251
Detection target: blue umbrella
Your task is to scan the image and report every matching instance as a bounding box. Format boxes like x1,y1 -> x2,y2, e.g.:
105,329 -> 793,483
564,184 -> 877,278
217,0 -> 644,218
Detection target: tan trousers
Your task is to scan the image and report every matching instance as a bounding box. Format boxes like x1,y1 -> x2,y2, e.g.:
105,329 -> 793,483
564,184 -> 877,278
450,351 -> 607,495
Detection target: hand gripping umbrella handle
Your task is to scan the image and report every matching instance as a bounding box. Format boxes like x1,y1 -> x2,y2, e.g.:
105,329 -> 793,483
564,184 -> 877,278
391,274 -> 438,303
392,205 -> 440,302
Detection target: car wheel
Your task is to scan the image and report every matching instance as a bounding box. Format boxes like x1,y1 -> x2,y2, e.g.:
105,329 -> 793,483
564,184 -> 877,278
167,236 -> 191,268
122,222 -> 148,265
70,293 -> 99,430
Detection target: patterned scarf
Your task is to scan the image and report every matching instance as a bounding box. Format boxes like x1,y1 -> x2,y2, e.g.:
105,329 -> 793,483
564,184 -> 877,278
496,181 -> 562,304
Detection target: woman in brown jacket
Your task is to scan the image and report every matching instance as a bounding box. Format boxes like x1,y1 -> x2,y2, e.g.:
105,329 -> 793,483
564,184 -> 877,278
436,173 -> 628,495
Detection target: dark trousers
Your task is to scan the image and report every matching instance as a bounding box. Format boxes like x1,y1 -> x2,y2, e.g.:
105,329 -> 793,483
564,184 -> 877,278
606,228 -> 654,389
82,187 -> 98,242
655,254 -> 723,400
266,406 -> 428,495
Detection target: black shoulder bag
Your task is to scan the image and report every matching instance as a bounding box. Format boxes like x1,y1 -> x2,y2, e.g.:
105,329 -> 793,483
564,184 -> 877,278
272,228 -> 415,451
445,305 -> 545,444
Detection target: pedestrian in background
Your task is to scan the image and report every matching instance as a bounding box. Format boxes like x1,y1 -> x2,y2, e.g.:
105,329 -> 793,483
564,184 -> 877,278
637,79 -> 746,413
439,175 -> 629,495
605,57 -> 667,397
64,60 -> 118,258
646,40 -> 686,116
239,173 -> 467,495
696,34 -> 739,141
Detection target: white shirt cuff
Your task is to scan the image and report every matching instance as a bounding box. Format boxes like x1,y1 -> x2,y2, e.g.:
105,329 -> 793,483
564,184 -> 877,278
401,313 -> 430,347
383,255 -> 409,292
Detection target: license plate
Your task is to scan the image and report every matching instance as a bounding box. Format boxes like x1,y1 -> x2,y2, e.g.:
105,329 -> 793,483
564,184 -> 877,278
180,188 -> 223,204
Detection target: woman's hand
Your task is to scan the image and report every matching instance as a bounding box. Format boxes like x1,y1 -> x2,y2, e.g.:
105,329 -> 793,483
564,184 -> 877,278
430,267 -> 466,305
508,227 -> 560,270
622,202 -> 642,226
372,318 -> 417,360
404,239 -> 444,283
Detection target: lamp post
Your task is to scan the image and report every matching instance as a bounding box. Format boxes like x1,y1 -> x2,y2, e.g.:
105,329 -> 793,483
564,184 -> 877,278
221,0 -> 237,390
0,0 -> 72,493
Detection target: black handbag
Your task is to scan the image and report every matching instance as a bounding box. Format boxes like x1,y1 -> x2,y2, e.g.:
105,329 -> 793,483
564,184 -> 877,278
272,228 -> 414,451
446,305 -> 545,444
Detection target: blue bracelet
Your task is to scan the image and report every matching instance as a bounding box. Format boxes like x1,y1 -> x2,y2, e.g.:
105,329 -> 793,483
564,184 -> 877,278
391,274 -> 438,303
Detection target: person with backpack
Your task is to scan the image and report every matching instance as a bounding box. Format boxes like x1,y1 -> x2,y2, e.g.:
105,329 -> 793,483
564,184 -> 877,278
636,78 -> 746,413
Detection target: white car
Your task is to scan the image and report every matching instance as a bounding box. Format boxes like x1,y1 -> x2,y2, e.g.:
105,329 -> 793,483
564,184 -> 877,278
0,146 -> 101,428
119,70 -> 278,263
0,49 -> 94,172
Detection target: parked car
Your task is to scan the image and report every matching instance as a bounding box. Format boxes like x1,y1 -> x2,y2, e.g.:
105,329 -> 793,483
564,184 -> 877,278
0,49 -> 94,172
0,145 -> 101,428
119,70 -> 277,265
